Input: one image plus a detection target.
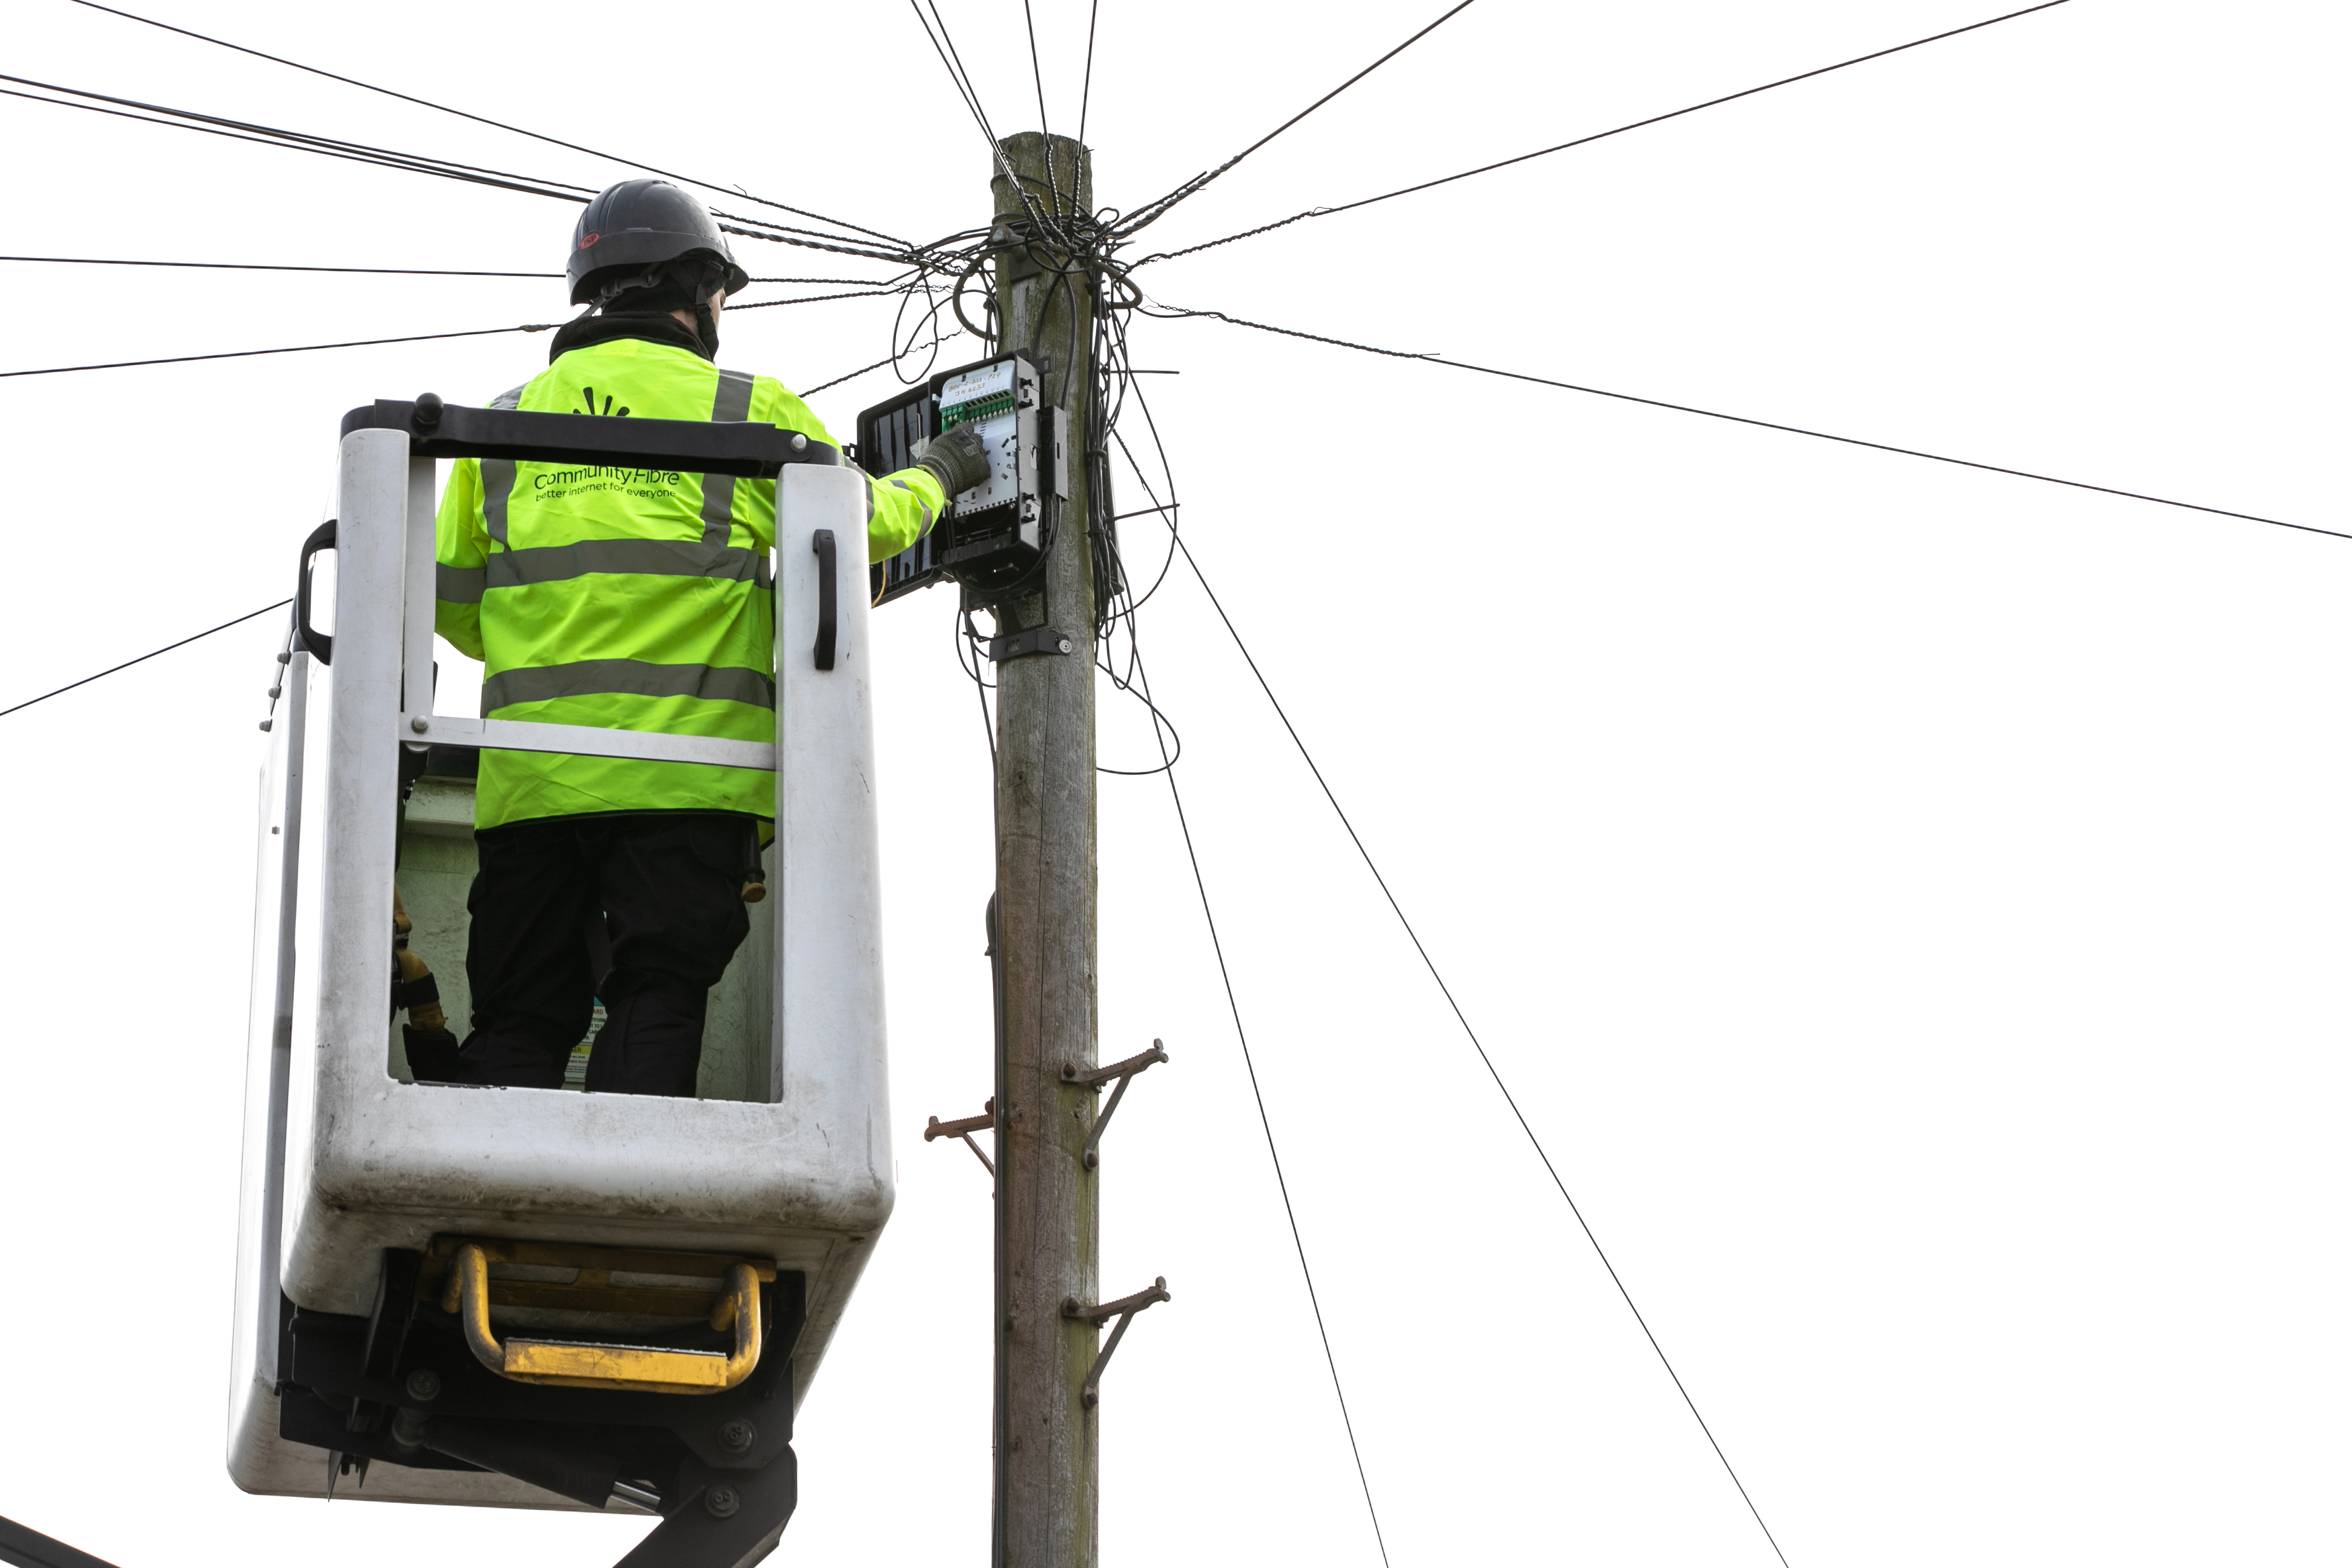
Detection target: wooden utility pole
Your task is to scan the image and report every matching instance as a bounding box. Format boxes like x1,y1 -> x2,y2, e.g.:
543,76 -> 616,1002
989,130 -> 1100,1568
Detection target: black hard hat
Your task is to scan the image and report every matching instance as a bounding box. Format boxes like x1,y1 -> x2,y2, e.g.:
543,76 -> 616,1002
568,179 -> 750,306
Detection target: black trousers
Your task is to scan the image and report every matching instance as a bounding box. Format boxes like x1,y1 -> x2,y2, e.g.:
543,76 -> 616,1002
457,812 -> 757,1096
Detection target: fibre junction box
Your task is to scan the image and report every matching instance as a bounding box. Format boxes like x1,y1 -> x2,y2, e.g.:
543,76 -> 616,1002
858,351 -> 1067,605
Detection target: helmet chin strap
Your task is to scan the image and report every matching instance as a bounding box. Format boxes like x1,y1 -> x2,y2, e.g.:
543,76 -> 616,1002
685,253 -> 724,358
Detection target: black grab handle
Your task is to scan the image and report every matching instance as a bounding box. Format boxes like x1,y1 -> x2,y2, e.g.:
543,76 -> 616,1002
296,519 -> 337,666
811,528 -> 837,672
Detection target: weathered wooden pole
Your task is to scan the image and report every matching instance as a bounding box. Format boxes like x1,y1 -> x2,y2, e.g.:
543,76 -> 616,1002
988,129 -> 1100,1568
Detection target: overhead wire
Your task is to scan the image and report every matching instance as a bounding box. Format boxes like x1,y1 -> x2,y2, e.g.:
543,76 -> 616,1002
1145,302 -> 2342,541
754,275 -> 914,287
1097,316 -> 1189,619
717,221 -> 935,267
1126,606 -> 1390,1568
1115,0 -> 1481,239
1022,0 -> 1055,151
1071,291 -> 1197,776
1135,0 -> 2076,264
1086,336 -> 1185,773
0,276 -> 941,381
1091,683 -> 1184,777
66,0 -> 914,248
909,0 -> 1002,161
0,74 -> 919,262
1051,294 -> 1385,1549
1,322 -> 558,379
0,73 -> 596,203
725,285 -> 920,311
16,0 -> 1101,387
709,206 -> 928,261
1159,516 -> 1795,1567
1104,431 -> 1183,619
891,264 -> 973,387
0,16 -> 1035,388
908,0 -> 1055,240
1024,0 -> 1071,224
798,327 -> 960,399
0,255 -> 562,278
1078,0 -> 1103,147
0,599 -> 290,721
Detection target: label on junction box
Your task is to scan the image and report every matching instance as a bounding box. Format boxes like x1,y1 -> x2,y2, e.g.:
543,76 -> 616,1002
938,362 -> 1021,512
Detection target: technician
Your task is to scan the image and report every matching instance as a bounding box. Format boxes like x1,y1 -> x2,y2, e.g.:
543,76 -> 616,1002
430,178 -> 987,1096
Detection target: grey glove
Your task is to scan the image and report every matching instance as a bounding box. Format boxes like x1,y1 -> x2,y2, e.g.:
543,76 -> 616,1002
915,421 -> 991,498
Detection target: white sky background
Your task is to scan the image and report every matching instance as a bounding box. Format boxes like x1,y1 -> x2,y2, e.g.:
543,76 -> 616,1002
0,0 -> 2344,1563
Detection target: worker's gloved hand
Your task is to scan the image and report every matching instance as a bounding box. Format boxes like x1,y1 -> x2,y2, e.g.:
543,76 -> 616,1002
915,421 -> 991,498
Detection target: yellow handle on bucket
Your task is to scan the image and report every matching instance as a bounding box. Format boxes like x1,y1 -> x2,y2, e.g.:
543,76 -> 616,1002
445,1242 -> 764,1395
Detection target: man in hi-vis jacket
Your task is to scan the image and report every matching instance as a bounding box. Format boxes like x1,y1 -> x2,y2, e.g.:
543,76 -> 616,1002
430,178 -> 987,1096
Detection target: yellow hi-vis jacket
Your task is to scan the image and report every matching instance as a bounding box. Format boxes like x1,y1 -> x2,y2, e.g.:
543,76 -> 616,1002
434,335 -> 946,830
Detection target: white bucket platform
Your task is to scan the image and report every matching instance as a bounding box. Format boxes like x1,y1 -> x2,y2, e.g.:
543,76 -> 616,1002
228,401 -> 892,1545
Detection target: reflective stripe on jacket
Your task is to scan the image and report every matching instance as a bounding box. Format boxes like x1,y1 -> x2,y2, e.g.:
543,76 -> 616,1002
434,335 -> 948,829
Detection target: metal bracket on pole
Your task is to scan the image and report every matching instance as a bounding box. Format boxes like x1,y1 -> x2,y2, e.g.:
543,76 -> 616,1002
1061,1040 -> 1168,1170
988,626 -> 1075,661
1060,1278 -> 1171,1411
924,1098 -> 997,1177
